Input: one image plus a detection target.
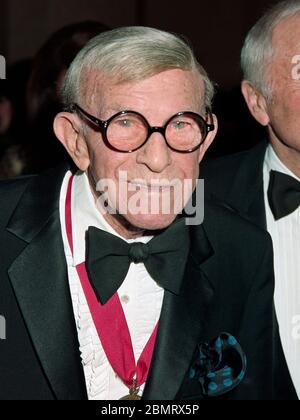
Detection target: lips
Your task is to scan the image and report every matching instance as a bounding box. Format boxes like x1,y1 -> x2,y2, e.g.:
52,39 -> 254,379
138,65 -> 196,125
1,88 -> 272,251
129,180 -> 171,189
127,179 -> 182,193
117,171 -> 182,194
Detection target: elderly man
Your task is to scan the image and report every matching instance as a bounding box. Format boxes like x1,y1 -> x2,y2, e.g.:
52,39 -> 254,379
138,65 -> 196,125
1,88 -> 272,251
202,0 -> 300,398
0,26 -> 292,400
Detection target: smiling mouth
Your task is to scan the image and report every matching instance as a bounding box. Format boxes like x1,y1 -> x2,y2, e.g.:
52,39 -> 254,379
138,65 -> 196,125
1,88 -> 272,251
117,171 -> 181,192
126,180 -> 181,192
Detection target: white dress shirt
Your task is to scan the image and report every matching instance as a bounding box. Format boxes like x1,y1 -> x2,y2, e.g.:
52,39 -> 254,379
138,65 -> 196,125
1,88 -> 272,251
263,144 -> 300,397
59,170 -> 164,400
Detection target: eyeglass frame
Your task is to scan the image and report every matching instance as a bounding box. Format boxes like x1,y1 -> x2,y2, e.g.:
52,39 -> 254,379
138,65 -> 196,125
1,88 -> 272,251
71,103 -> 215,153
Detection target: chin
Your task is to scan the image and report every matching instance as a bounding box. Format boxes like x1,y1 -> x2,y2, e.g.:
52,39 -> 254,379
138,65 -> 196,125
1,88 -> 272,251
124,212 -> 178,232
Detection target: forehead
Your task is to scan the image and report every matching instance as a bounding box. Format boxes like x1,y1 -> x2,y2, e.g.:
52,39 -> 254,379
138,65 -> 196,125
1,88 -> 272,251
272,14 -> 300,57
84,69 -> 205,113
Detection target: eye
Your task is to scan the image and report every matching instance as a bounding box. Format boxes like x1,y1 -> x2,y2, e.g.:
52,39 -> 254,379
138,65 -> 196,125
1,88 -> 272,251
172,120 -> 189,129
116,118 -> 133,127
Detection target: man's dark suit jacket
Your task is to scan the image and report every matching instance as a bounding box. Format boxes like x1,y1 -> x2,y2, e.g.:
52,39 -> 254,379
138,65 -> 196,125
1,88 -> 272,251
0,164 -> 294,400
201,140 -> 298,400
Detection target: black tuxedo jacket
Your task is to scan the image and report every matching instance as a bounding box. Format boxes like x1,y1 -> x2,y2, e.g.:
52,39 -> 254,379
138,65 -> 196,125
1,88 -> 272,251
0,164 -> 293,400
201,140 -> 298,400
202,141 -> 268,229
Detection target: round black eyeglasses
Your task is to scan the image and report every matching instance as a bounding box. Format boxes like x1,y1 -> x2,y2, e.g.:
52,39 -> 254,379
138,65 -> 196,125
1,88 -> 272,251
71,103 -> 215,153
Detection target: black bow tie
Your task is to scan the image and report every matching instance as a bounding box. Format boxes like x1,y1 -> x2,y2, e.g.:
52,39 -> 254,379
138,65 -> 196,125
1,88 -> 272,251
268,170 -> 300,220
86,218 -> 190,304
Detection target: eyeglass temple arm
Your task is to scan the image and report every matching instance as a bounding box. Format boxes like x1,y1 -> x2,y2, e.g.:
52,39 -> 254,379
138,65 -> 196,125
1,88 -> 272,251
71,103 -> 105,128
205,107 -> 215,132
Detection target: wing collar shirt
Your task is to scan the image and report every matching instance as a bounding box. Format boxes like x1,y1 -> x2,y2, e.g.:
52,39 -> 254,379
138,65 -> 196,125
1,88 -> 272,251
59,170 -> 164,400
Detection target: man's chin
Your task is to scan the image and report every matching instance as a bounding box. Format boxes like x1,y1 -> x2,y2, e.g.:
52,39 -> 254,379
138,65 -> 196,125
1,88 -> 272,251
122,212 -> 178,232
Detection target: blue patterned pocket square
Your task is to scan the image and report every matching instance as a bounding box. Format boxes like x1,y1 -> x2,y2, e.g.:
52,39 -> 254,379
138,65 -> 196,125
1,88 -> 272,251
189,332 -> 247,397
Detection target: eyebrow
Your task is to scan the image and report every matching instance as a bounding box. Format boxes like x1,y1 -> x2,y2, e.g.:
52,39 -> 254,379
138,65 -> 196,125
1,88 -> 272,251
105,104 -> 127,114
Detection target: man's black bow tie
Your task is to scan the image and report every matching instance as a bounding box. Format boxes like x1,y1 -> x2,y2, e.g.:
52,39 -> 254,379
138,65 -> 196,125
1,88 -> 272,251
86,218 -> 190,304
268,170 -> 300,220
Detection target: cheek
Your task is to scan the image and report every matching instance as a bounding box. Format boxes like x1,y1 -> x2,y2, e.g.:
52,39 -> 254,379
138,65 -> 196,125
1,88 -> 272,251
270,86 -> 300,121
174,154 -> 200,181
89,143 -> 126,182
268,97 -> 300,139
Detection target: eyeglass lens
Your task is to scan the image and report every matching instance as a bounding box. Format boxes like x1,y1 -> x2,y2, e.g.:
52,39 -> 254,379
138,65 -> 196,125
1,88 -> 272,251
106,112 -> 206,152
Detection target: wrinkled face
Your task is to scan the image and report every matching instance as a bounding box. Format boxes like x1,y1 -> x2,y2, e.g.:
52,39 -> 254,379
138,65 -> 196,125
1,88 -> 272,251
265,14 -> 300,152
79,69 -> 216,233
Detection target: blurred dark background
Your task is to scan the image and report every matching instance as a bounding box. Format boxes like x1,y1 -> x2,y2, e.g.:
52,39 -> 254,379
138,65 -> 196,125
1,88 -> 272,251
0,0 -> 279,176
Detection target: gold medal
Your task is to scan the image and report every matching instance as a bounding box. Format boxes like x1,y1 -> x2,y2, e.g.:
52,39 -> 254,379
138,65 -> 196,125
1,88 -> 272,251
120,379 -> 141,400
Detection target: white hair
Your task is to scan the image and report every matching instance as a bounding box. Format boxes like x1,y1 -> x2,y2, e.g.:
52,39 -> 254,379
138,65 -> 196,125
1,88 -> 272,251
61,26 -> 215,112
241,0 -> 300,100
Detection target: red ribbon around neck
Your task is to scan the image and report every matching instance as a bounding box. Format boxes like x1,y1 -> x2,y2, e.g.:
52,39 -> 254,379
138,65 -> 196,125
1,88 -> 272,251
65,174 -> 158,388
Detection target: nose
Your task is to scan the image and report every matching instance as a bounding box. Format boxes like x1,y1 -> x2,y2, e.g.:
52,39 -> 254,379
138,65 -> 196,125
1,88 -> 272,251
136,132 -> 171,173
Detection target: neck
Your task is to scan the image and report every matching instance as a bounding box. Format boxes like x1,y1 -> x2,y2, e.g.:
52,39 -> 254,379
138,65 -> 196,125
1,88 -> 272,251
269,132 -> 300,179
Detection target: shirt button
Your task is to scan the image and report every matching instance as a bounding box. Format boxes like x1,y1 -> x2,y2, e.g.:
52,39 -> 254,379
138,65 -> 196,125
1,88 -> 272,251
121,294 -> 130,304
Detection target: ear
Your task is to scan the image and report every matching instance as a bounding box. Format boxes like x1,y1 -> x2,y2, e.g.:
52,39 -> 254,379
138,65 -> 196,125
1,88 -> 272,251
241,81 -> 270,126
198,113 -> 218,163
53,112 -> 90,171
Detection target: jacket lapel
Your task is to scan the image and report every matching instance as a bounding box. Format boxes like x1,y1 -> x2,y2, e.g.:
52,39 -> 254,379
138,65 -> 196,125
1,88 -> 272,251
207,141 -> 268,230
143,223 -> 215,400
227,141 -> 267,229
7,166 -> 87,400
